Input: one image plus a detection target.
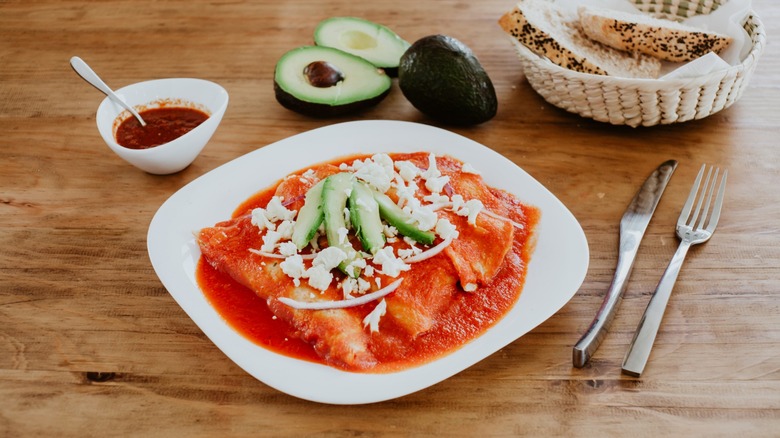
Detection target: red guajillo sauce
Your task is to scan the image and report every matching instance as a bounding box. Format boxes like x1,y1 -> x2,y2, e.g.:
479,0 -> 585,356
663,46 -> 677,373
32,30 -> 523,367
115,107 -> 209,149
195,155 -> 539,372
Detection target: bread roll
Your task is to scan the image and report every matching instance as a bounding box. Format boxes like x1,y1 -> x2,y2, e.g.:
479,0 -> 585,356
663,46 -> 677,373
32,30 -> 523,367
578,5 -> 732,62
499,0 -> 661,78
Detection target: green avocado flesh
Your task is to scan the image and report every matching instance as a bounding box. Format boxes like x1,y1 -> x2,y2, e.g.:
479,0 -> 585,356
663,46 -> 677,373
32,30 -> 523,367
314,17 -> 410,77
399,35 -> 497,126
274,45 -> 392,117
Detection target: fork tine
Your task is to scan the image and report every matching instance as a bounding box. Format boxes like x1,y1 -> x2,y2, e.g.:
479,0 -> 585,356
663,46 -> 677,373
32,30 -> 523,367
678,164 -> 706,225
705,169 -> 728,232
684,165 -> 712,228
696,167 -> 719,230
688,166 -> 713,228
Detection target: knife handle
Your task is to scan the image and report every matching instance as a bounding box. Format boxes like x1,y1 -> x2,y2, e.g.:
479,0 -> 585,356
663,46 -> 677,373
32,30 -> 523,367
572,253 -> 634,367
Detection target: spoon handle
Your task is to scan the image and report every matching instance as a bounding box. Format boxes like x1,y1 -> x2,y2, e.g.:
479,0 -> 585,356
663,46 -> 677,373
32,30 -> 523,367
70,56 -> 146,126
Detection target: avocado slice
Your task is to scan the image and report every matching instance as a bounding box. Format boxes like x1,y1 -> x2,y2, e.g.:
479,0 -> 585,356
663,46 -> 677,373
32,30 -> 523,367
398,35 -> 497,126
372,190 -> 435,245
321,173 -> 362,277
314,17 -> 410,77
349,180 -> 385,255
291,179 -> 326,250
274,45 -> 392,117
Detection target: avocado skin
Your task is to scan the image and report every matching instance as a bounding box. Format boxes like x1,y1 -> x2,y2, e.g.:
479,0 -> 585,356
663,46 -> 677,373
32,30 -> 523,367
274,81 -> 390,118
382,67 -> 399,78
399,35 -> 497,126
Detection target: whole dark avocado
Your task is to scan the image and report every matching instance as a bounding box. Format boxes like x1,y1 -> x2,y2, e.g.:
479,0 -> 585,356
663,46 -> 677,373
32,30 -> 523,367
398,35 -> 497,126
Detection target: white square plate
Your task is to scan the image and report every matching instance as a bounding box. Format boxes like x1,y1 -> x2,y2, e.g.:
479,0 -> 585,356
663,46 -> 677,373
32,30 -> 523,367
147,120 -> 588,404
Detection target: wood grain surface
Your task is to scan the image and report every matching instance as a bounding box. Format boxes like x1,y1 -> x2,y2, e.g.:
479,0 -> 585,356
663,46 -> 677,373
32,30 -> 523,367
1,0 -> 778,436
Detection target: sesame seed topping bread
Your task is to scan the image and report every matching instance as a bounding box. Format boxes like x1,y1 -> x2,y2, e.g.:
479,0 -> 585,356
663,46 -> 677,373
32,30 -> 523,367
578,5 -> 733,62
498,0 -> 661,79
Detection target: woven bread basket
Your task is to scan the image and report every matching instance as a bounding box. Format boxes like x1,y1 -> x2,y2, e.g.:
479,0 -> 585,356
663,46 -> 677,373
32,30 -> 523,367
508,0 -> 766,127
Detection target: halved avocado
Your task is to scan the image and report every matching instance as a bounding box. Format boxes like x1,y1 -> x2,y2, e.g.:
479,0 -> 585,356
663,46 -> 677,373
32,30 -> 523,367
314,17 -> 410,77
274,45 -> 392,117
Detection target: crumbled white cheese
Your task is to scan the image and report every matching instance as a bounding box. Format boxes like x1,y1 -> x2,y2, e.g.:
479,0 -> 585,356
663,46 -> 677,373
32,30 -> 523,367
363,265 -> 375,277
337,226 -> 349,245
305,265 -> 333,291
342,277 -> 357,299
435,218 -> 459,240
348,257 -> 366,271
355,161 -> 392,193
463,199 -> 484,225
357,277 -> 371,293
461,163 -> 481,175
425,175 -> 450,194
394,179 -> 419,209
398,244 -> 423,259
451,196 -> 484,225
372,153 -> 395,177
302,169 -> 316,180
265,196 -> 296,222
346,261 -> 361,278
372,246 -> 410,277
276,220 -> 294,240
463,283 -> 478,292
251,208 -> 276,231
343,207 -> 351,229
424,193 -> 450,205
421,153 -> 441,180
312,246 -> 347,270
395,160 -> 420,182
450,194 -> 465,212
403,199 -> 438,231
344,257 -> 366,278
278,241 -> 298,257
280,254 -> 305,282
383,224 -> 398,238
261,230 -> 282,252
362,299 -> 387,333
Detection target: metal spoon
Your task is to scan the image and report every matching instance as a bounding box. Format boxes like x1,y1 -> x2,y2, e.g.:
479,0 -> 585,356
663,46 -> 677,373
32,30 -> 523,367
70,56 -> 146,126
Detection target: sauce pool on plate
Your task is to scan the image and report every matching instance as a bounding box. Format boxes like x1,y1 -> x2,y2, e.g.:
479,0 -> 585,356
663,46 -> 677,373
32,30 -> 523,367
116,106 -> 209,149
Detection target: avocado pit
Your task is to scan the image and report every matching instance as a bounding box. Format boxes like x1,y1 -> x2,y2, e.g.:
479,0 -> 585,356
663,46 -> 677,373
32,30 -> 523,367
304,61 -> 345,88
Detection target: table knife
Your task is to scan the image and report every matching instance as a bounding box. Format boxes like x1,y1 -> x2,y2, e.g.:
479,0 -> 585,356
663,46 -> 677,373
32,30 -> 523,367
572,159 -> 677,368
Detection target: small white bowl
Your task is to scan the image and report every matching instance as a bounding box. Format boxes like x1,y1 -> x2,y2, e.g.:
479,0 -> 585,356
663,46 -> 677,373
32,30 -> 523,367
96,78 -> 229,174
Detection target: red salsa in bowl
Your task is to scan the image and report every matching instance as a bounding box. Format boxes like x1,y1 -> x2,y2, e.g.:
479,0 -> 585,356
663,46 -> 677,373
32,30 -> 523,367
116,106 -> 210,150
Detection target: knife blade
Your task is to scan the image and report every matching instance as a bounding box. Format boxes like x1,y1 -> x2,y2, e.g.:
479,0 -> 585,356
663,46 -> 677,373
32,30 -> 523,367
572,159 -> 677,368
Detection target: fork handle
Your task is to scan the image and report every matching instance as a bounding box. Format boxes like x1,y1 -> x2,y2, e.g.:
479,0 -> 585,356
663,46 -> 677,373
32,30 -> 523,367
622,240 -> 692,377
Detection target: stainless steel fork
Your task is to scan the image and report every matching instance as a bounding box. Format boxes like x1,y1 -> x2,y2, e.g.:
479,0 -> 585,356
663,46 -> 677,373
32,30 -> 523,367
622,164 -> 728,377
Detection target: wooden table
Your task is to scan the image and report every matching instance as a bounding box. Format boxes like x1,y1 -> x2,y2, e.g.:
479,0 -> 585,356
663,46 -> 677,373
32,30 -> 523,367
2,0 -> 778,435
